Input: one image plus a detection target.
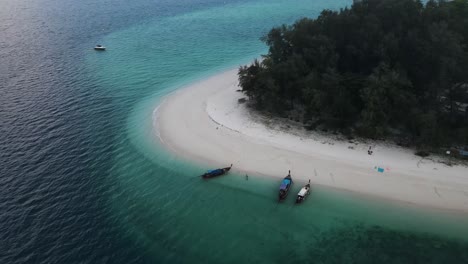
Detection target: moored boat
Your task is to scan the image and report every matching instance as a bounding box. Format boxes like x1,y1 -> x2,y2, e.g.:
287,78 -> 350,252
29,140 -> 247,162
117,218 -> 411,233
94,45 -> 106,51
295,180 -> 311,204
201,164 -> 232,179
278,170 -> 292,201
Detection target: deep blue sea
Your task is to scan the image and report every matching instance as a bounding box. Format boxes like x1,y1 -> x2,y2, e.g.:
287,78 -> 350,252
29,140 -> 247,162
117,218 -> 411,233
2,0 -> 468,263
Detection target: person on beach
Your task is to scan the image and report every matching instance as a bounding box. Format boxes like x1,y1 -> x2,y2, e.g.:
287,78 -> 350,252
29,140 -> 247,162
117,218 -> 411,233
368,146 -> 373,155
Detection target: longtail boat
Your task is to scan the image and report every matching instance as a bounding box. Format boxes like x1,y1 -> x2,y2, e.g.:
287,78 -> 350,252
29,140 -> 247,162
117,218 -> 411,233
295,180 -> 311,204
278,170 -> 293,201
201,164 -> 232,179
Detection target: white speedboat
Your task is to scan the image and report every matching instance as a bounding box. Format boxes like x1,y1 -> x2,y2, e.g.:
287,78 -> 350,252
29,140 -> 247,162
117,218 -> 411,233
94,45 -> 106,51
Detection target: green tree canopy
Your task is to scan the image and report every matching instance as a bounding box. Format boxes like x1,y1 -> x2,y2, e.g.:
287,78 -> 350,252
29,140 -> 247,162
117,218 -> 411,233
238,0 -> 468,147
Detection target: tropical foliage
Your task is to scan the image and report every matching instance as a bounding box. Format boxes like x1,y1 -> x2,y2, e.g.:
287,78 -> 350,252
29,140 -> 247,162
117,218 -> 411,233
238,0 -> 468,147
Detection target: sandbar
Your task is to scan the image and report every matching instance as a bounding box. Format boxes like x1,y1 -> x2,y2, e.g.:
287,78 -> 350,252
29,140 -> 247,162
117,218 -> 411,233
155,68 -> 468,212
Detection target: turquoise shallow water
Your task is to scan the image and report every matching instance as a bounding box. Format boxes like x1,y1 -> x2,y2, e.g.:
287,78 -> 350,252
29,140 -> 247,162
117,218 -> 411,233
2,0 -> 468,263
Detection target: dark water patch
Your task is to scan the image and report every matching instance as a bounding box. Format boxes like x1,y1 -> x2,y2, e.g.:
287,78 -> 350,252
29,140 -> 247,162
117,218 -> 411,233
304,224 -> 468,264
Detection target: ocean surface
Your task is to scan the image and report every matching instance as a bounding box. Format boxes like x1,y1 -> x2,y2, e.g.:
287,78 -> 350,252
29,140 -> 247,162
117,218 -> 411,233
1,0 -> 468,263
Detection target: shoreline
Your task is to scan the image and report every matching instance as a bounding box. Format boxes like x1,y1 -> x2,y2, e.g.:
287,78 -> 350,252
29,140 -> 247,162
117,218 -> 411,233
154,68 -> 468,213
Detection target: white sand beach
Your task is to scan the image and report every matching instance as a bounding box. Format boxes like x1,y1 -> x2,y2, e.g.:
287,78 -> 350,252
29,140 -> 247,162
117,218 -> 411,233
155,68 -> 468,212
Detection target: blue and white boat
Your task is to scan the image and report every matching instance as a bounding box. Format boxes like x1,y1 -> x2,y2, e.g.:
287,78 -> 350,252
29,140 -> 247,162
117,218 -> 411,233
278,170 -> 292,201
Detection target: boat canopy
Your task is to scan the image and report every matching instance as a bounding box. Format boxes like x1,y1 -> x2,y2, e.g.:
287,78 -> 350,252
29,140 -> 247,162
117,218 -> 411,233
207,169 -> 223,174
298,187 -> 308,196
279,178 -> 291,190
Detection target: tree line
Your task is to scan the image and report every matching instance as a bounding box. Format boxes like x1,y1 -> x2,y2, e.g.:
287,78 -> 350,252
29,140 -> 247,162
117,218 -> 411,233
238,0 -> 468,149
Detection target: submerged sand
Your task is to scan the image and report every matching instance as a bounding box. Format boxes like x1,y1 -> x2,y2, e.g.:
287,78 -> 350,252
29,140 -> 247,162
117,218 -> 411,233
154,68 -> 468,212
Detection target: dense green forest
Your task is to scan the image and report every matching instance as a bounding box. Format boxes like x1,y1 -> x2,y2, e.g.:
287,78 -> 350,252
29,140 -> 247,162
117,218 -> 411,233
238,0 -> 468,149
